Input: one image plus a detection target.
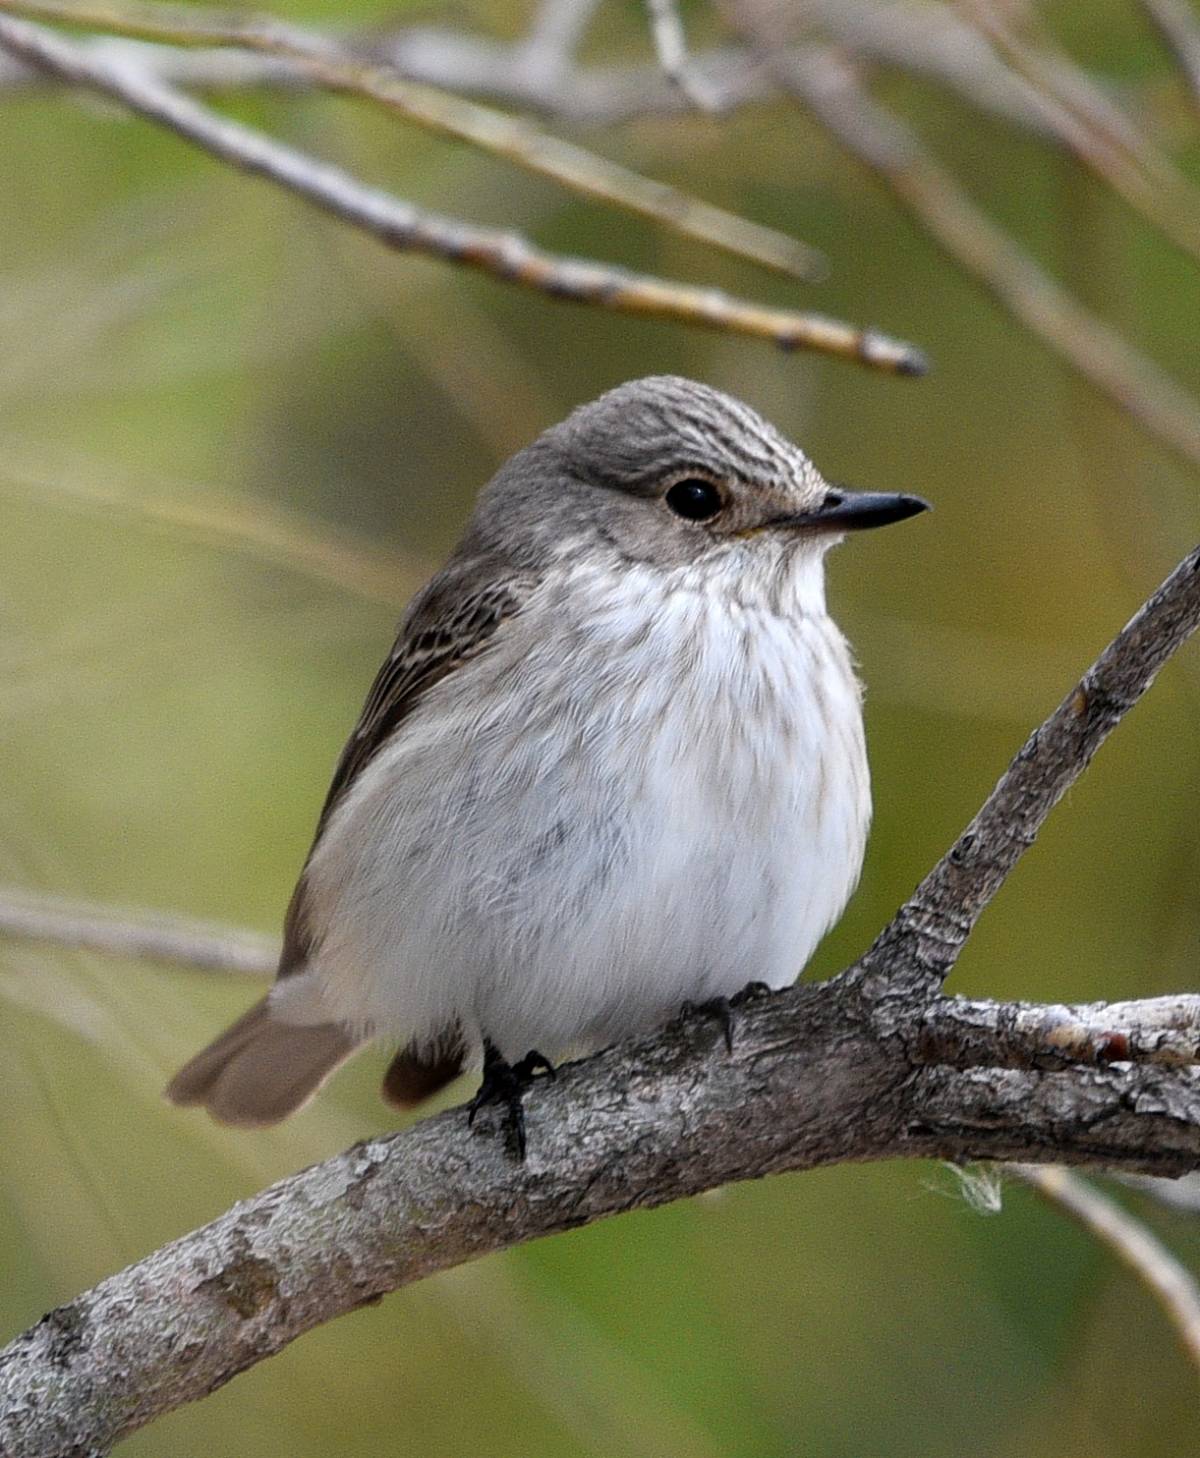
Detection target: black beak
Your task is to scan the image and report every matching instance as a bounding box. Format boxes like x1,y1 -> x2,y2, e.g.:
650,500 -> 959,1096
776,487 -> 931,533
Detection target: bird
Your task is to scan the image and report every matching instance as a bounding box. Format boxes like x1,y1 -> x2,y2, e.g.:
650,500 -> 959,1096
166,375 -> 928,1154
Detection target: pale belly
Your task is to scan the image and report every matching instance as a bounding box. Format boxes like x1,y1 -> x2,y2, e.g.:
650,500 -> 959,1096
281,575 -> 871,1062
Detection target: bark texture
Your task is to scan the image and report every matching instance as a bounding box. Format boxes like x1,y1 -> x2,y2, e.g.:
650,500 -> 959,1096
0,539 -> 1197,1455
2,981 -> 1200,1457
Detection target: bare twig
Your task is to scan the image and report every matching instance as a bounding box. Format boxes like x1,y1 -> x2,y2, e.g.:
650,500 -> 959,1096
0,0 -> 826,281
1138,0 -> 1200,111
0,9 -> 1069,136
0,15 -> 926,371
644,0 -> 721,109
516,0 -> 600,84
857,544 -> 1200,996
0,455 -> 417,609
767,45 -> 1200,471
1013,1164 -> 1200,1377
0,887 -> 275,974
962,0 -> 1200,266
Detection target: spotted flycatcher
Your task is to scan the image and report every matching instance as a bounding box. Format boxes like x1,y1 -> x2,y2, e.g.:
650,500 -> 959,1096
168,376 -> 928,1151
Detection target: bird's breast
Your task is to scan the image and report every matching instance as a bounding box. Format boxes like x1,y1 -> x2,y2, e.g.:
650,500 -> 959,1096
299,568 -> 872,1050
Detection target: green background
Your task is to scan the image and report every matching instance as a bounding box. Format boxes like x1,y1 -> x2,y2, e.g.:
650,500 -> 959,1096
1,1 -> 1198,1453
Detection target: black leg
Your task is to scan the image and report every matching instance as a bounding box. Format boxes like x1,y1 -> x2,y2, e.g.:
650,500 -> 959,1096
681,983 -> 774,1053
731,980 -> 773,1007
680,996 -> 734,1053
466,1041 -> 556,1160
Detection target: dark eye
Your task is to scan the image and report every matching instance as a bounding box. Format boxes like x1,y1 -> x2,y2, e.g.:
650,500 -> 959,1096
665,478 -> 724,521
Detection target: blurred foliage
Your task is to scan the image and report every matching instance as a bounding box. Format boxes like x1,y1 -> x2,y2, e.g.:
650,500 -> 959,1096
1,0 -> 1199,1454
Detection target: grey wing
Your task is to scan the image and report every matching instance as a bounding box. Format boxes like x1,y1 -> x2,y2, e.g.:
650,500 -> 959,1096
278,559 -> 533,977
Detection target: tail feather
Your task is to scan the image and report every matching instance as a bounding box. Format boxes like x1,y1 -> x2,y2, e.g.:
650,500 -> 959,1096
381,1040 -> 466,1108
165,996 -> 361,1128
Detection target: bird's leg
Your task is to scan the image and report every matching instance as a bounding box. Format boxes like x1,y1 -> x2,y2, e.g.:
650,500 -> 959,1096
680,996 -> 734,1053
512,1049 -> 557,1083
681,983 -> 774,1053
466,1040 -> 555,1160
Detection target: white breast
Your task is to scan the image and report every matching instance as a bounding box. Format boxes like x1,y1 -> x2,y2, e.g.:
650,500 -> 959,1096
278,556 -> 871,1063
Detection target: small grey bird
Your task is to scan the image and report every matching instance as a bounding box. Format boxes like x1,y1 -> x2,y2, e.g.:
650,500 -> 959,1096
167,376 -> 927,1151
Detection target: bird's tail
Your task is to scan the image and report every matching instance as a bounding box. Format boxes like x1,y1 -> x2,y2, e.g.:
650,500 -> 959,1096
165,996 -> 361,1127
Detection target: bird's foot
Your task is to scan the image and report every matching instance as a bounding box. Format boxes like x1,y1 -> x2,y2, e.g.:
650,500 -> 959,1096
680,996 -> 735,1053
467,1043 -> 555,1160
731,980 -> 773,1008
681,983 -> 774,1052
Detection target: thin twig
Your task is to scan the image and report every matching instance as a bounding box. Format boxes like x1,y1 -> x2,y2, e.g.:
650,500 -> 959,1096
0,14 -> 1067,136
962,0 -> 1200,266
643,0 -> 721,109
516,0 -> 600,84
858,544 -> 1200,996
0,16 -> 925,372
0,0 -> 826,280
0,887 -> 276,974
1013,1165 -> 1200,1378
769,45 -> 1200,471
1138,0 -> 1200,111
0,455 -> 416,609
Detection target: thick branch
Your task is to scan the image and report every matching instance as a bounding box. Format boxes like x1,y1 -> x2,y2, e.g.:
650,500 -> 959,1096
0,16 -> 925,371
2,979 -> 1200,1456
3,541 -> 1200,1450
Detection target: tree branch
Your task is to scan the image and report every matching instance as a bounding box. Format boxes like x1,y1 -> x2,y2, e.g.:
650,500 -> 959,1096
0,14 -> 926,372
0,0 -> 827,281
960,0 -> 1200,268
1013,1165 -> 1200,1377
762,43 -> 1200,472
1,980 -> 1199,1456
2,538 -> 1200,1452
643,0 -> 721,109
0,6 -> 1064,137
1138,0 -> 1200,113
856,543 -> 1200,995
0,888 -> 275,975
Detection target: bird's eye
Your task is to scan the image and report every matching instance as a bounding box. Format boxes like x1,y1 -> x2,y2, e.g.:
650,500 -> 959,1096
665,478 -> 724,522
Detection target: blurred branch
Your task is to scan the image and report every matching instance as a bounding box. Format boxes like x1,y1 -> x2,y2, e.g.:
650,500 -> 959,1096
1121,1170 -> 1200,1213
0,456 -> 417,609
1013,1165 -> 1200,1377
0,888 -> 275,974
643,0 -> 720,109
961,0 -> 1200,267
1138,0 -> 1200,112
0,5 -> 1069,134
3,544 -> 1200,1453
0,0 -> 825,281
0,15 -> 926,371
761,44 -> 1200,472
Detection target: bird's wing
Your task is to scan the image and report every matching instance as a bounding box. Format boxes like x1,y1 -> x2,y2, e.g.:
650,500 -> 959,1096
278,557 -> 534,978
